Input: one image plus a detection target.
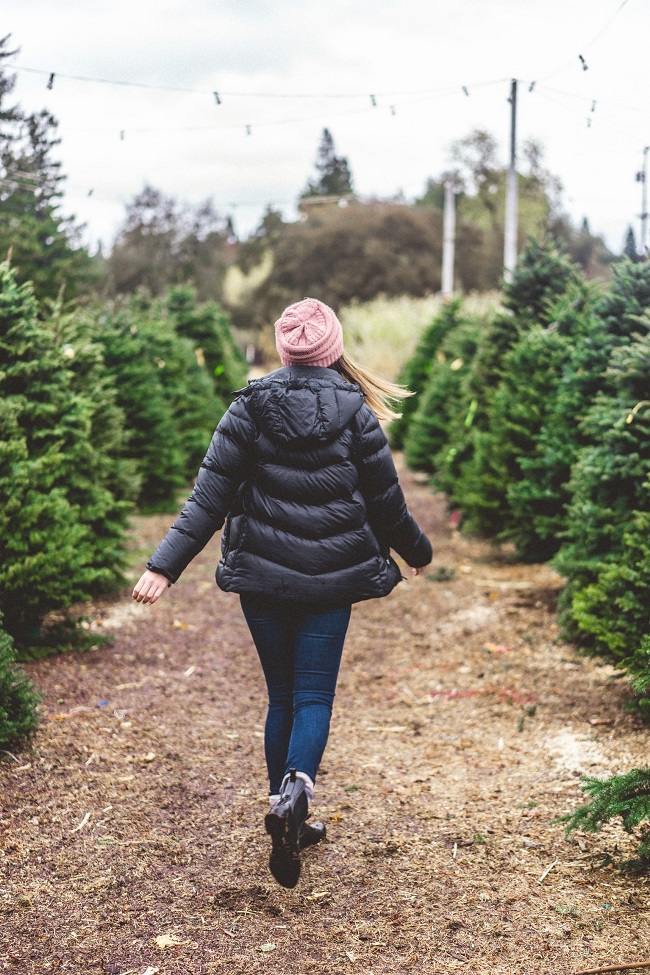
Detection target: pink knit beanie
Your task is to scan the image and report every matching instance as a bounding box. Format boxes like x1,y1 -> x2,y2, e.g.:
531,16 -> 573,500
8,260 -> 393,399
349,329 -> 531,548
274,297 -> 344,368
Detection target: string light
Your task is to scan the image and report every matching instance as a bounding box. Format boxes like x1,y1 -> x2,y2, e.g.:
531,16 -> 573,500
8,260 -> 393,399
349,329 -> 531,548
8,61 -> 506,102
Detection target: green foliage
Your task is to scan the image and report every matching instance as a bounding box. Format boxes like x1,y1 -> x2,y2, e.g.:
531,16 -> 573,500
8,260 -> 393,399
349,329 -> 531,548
554,320 -> 650,632
570,507 -> 650,670
627,635 -> 650,716
396,249 -> 650,717
303,128 -> 354,198
390,298 -> 465,449
87,288 -> 243,508
47,302 -> 141,507
0,259 -> 244,642
0,39 -> 94,301
439,239 -> 582,537
404,312 -> 481,474
166,285 -> 247,401
560,767 -> 650,872
105,186 -> 235,301
506,286 -> 607,556
137,307 -> 222,480
93,303 -> 186,508
0,263 -> 130,637
502,238 -> 582,322
91,300 -> 203,508
0,624 -> 40,749
250,203 -> 446,323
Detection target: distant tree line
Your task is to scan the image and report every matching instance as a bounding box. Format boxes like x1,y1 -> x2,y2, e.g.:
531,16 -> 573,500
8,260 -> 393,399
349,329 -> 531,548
102,127 -> 615,333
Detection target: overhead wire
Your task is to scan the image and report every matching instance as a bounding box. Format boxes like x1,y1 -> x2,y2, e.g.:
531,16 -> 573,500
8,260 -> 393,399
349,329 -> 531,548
536,0 -> 633,83
6,61 -> 510,102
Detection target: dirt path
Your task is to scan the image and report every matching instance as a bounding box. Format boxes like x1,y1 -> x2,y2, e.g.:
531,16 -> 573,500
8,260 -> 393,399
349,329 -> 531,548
2,462 -> 650,975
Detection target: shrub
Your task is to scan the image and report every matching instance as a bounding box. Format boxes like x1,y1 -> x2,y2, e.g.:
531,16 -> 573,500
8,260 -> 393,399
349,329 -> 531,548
560,767 -> 650,873
404,313 -> 481,474
390,297 -> 466,450
0,625 -> 40,749
438,239 -> 582,537
506,285 -> 607,557
166,285 -> 247,401
571,506 -> 650,666
554,329 -> 650,635
0,263 -> 128,637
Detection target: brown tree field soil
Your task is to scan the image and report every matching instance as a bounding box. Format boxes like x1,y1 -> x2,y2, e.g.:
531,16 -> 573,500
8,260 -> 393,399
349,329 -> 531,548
2,462 -> 650,975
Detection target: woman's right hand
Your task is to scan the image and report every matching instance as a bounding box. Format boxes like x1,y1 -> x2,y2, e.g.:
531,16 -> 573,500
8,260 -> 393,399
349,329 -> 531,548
132,570 -> 171,604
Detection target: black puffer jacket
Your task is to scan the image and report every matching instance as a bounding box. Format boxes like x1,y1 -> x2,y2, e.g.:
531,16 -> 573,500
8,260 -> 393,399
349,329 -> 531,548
147,366 -> 432,605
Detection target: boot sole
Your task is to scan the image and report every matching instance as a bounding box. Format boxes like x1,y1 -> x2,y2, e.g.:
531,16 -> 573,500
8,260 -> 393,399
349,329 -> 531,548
265,808 -> 301,889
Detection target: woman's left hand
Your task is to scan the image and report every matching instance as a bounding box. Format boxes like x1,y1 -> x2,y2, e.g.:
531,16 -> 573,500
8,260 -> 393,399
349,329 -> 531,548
411,566 -> 426,576
132,569 -> 171,604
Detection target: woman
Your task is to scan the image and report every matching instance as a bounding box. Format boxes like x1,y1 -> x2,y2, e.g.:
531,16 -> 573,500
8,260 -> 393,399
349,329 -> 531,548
133,298 -> 432,888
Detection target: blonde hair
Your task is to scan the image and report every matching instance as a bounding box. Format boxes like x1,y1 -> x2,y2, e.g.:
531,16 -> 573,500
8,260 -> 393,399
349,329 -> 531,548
332,351 -> 413,421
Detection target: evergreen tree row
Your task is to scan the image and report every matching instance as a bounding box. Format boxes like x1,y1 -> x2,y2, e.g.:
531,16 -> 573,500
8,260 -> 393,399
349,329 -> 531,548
0,263 -> 245,686
395,243 -> 650,867
396,241 -> 650,699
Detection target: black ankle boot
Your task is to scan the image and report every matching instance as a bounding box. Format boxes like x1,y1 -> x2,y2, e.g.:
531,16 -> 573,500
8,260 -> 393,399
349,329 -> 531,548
264,769 -> 309,888
299,820 -> 326,850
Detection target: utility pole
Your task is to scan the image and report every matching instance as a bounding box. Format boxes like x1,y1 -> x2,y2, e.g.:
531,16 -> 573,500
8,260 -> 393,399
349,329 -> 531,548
503,78 -> 518,282
636,146 -> 649,257
441,179 -> 456,300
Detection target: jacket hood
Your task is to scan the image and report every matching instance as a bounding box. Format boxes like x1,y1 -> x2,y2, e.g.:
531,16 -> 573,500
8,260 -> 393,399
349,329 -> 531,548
236,365 -> 365,445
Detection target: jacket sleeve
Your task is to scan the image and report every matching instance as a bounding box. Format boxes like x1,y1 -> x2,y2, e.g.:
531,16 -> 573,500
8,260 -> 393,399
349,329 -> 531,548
353,404 -> 433,568
146,395 -> 256,582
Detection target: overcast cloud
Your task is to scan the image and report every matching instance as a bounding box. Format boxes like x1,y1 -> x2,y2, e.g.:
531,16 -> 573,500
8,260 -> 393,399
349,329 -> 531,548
4,0 -> 649,254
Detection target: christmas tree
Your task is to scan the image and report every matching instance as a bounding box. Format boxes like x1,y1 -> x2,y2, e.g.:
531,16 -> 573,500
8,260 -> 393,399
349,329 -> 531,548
441,239 -> 581,537
390,297 -> 470,450
0,622 -> 40,749
0,264 -> 114,637
403,314 -> 481,475
506,286 -> 606,558
554,316 -> 650,637
166,285 -> 247,403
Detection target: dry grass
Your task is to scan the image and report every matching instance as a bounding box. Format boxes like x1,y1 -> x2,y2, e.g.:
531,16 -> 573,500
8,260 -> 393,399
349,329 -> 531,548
340,293 -> 500,381
1,462 -> 649,975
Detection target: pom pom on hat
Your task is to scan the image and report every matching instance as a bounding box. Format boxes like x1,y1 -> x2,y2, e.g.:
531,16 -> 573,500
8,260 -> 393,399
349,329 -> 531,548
275,297 -> 344,368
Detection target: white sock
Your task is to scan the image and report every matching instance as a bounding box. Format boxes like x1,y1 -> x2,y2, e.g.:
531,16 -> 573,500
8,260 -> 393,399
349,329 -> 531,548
275,771 -> 316,805
294,771 -> 315,804
269,794 -> 280,807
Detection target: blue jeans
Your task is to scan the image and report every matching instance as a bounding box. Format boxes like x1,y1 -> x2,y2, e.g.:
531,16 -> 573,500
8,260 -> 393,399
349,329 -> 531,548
240,594 -> 351,795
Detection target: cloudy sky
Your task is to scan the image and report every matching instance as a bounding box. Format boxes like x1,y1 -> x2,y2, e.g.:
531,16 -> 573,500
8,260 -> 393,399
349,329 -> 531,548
5,0 -> 649,254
